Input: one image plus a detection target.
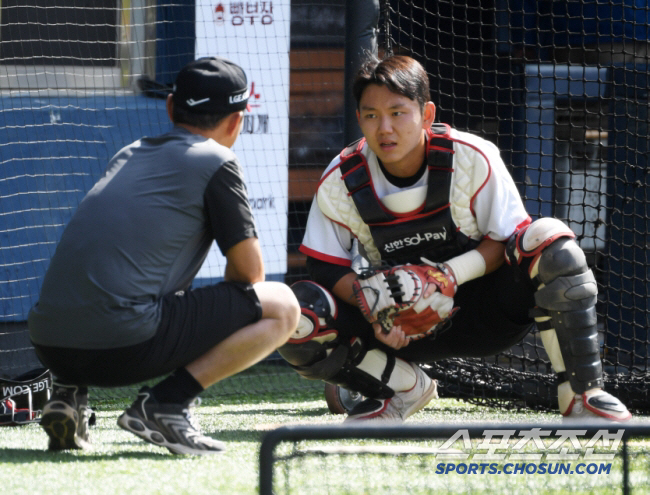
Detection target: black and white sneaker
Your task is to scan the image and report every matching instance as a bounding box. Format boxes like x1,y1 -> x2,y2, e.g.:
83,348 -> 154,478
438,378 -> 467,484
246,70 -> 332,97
40,383 -> 94,450
117,387 -> 225,455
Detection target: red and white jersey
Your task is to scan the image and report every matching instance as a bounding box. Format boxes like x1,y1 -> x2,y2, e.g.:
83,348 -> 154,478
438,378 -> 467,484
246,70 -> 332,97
300,126 -> 531,267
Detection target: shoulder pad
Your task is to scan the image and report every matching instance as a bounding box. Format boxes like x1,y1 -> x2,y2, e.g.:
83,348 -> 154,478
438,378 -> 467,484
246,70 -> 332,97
340,138 -> 365,159
426,124 -> 454,153
427,124 -> 452,138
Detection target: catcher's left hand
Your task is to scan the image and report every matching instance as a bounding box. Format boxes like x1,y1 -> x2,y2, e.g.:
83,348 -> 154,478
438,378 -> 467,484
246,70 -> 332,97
353,263 -> 458,340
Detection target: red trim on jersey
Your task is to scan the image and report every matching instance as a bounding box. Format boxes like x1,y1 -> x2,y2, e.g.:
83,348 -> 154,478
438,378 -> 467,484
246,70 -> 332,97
299,245 -> 352,267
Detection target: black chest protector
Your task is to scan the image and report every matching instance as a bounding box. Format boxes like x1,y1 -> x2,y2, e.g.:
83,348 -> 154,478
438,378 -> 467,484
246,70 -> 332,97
338,124 -> 478,265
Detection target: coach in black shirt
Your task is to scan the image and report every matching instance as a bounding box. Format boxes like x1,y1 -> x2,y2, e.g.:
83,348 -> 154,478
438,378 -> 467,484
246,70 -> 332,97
28,57 -> 300,455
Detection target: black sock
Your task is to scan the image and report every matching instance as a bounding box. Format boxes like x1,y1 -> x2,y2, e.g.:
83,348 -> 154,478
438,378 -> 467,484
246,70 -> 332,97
52,381 -> 88,406
53,380 -> 87,393
150,368 -> 204,406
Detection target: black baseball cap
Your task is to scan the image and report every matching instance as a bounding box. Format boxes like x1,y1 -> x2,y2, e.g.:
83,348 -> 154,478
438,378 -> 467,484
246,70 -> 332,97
172,57 -> 250,114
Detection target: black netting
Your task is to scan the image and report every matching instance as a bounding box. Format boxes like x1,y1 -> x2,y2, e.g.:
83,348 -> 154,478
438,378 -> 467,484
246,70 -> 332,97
383,0 -> 650,412
1,1 -> 649,413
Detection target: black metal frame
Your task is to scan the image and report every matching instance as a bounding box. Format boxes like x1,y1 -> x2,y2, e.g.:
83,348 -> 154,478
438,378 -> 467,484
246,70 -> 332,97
260,422 -> 650,495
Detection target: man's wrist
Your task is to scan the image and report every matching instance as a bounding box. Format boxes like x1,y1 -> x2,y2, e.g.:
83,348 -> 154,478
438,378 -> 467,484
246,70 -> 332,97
444,250 -> 487,286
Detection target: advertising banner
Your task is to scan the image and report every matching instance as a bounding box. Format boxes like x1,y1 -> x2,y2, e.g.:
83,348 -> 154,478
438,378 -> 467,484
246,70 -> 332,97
195,1 -> 290,281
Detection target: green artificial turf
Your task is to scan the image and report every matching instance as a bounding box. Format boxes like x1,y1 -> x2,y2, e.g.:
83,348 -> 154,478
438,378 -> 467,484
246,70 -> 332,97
0,391 -> 648,495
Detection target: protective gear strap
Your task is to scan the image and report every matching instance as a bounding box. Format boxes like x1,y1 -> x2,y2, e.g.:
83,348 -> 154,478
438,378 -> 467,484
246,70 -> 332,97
381,353 -> 396,385
282,340 -> 395,399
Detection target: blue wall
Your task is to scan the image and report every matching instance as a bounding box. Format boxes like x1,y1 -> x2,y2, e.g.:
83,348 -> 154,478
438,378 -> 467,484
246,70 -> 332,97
0,95 -> 169,321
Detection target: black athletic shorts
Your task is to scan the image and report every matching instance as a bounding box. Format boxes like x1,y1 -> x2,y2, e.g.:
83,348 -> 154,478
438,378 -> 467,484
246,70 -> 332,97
32,281 -> 263,387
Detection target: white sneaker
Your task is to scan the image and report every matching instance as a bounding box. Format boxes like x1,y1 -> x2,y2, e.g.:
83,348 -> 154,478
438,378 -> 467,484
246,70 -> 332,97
563,389 -> 632,422
344,364 -> 438,422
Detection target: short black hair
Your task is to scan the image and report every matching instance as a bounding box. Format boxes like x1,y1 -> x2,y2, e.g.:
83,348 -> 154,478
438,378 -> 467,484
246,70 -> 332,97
171,105 -> 233,130
352,54 -> 430,110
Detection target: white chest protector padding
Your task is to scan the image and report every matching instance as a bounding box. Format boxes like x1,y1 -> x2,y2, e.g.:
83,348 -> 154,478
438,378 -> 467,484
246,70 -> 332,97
317,167 -> 382,262
449,143 -> 485,240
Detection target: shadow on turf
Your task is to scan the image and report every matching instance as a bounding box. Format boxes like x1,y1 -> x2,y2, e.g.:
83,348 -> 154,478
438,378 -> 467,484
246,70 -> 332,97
0,448 -> 171,464
215,406 -> 331,418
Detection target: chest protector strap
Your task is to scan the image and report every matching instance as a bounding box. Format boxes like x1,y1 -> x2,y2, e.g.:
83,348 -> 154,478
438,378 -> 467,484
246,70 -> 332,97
339,125 -> 453,224
338,125 -> 467,262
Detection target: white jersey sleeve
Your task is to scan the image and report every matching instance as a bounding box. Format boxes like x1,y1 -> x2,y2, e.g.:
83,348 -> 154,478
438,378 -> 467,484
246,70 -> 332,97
300,196 -> 355,266
453,131 -> 530,241
299,156 -> 355,266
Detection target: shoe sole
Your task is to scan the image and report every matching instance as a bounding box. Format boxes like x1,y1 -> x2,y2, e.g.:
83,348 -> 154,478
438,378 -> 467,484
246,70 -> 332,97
117,411 -> 225,455
41,402 -> 89,450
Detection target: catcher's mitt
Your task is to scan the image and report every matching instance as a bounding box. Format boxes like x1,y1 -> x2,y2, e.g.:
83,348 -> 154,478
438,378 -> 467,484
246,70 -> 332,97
352,264 -> 458,340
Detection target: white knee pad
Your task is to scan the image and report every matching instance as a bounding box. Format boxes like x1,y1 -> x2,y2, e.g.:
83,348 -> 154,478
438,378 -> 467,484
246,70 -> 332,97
506,218 -> 576,281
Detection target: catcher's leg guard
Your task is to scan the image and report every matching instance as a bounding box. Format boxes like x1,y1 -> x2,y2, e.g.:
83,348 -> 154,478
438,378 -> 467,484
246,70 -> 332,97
507,218 -> 630,420
277,281 -> 416,399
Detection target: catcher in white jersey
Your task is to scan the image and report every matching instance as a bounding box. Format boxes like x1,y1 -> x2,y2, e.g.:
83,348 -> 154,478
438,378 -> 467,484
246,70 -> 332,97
278,54 -> 631,422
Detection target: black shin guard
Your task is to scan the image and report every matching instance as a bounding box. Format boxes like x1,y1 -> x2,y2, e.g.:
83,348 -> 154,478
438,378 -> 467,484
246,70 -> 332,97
278,280 -> 395,399
534,239 -> 603,393
279,338 -> 395,399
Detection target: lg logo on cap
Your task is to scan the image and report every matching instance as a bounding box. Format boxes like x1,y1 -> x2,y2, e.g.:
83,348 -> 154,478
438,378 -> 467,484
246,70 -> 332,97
229,89 -> 250,104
